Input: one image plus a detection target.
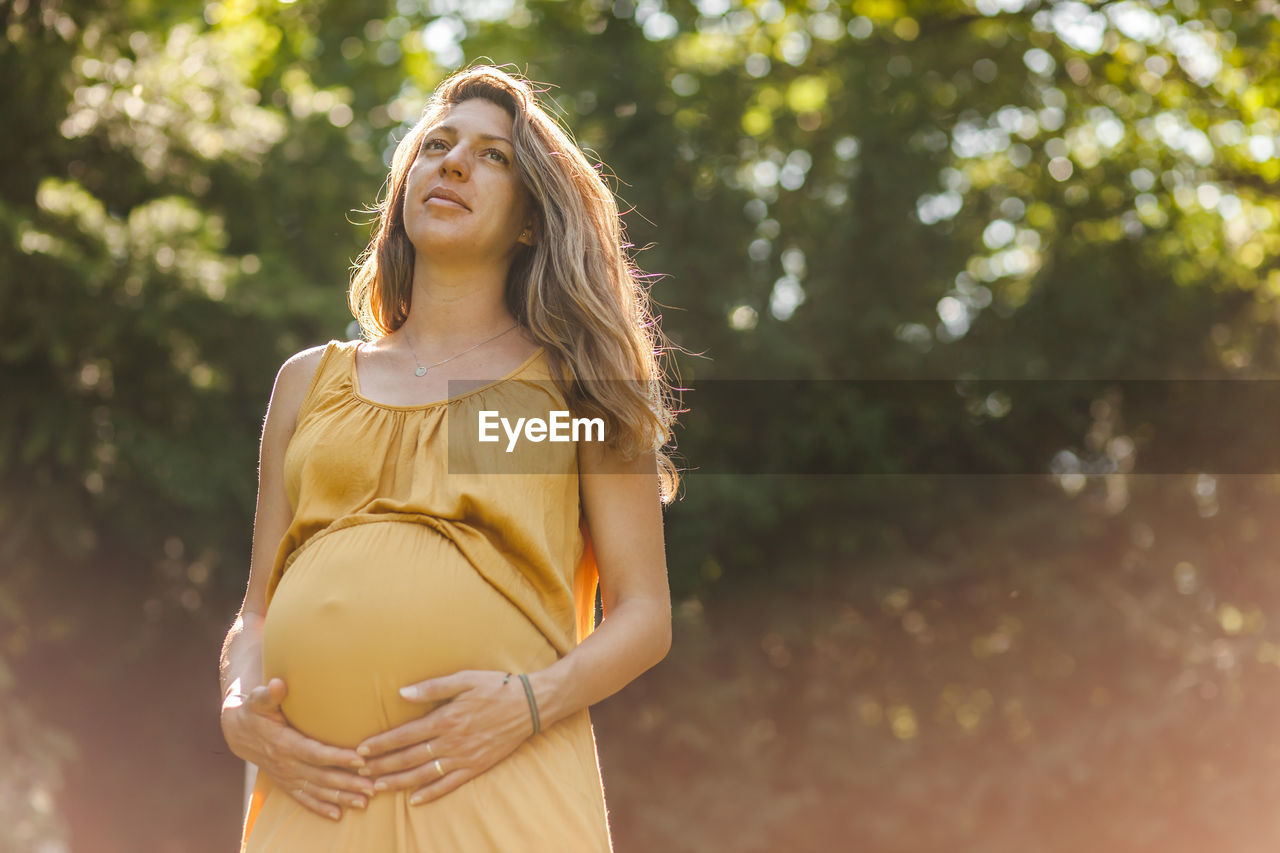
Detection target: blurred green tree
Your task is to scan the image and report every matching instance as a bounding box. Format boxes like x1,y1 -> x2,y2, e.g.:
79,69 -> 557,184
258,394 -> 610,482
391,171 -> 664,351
5,0 -> 1280,849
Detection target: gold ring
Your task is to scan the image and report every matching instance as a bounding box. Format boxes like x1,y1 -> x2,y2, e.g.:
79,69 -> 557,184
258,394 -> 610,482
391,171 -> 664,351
425,741 -> 435,759
433,758 -> 445,778
300,779 -> 310,792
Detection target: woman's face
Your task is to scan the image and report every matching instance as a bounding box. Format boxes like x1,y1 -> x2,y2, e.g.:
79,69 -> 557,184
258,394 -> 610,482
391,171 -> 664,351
401,98 -> 536,264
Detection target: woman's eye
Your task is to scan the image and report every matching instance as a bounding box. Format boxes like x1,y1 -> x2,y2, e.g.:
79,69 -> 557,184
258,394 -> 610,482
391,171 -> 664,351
487,150 -> 508,163
424,139 -> 446,151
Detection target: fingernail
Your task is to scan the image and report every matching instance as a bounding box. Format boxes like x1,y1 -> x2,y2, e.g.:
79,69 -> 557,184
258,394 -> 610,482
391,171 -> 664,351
374,780 -> 387,792
357,767 -> 371,776
409,794 -> 423,806
399,686 -> 419,700
352,798 -> 367,809
357,746 -> 371,757
328,809 -> 340,820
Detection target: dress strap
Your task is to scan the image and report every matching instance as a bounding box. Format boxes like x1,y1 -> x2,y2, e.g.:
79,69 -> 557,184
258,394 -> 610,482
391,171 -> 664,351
294,339 -> 349,426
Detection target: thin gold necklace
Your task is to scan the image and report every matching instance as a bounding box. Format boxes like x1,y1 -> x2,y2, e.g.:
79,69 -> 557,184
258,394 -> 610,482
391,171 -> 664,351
401,323 -> 519,377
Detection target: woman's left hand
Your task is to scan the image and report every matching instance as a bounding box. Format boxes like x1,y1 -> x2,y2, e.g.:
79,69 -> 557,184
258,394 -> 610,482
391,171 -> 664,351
355,669 -> 535,805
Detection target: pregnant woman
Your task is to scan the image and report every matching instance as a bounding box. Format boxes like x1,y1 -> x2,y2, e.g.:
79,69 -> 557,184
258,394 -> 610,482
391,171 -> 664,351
218,64 -> 678,851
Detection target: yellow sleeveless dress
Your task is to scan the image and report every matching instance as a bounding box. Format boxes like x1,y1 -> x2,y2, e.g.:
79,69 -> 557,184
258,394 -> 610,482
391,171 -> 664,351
240,339 -> 612,852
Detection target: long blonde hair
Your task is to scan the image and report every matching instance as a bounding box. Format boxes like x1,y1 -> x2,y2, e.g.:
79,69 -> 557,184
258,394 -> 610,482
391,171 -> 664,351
348,65 -> 680,501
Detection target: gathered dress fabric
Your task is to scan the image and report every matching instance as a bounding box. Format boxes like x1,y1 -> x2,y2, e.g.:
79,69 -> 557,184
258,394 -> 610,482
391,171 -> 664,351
240,339 -> 612,852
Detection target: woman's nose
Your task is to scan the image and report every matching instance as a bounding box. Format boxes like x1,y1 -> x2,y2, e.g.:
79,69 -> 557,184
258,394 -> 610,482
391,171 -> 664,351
440,145 -> 467,178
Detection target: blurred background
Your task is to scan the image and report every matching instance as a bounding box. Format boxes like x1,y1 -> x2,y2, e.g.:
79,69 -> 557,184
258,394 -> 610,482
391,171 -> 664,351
5,0 -> 1280,850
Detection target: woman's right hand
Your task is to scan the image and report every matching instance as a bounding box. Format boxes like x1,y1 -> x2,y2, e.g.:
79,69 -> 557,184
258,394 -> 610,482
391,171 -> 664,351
221,677 -> 375,820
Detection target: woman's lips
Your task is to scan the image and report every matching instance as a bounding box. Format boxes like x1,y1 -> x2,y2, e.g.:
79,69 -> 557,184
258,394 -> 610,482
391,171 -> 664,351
426,196 -> 468,210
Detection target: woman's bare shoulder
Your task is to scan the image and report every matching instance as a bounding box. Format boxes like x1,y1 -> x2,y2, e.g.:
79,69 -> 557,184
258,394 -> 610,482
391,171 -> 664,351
277,343 -> 330,390
268,342 -> 335,431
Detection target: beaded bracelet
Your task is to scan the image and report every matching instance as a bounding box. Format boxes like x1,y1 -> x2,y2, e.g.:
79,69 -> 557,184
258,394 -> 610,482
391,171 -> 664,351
503,672 -> 541,735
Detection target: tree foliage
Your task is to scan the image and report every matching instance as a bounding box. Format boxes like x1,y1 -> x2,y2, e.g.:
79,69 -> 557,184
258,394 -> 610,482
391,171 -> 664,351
4,0 -> 1280,848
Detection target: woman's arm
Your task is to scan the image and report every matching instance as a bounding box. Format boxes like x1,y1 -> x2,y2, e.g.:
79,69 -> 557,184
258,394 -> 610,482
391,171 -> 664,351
219,346 -> 375,820
219,348 -> 312,709
525,443 -> 672,728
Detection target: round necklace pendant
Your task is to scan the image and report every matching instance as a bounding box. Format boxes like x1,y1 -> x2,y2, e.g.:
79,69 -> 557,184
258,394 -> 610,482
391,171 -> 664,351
415,366 -> 428,377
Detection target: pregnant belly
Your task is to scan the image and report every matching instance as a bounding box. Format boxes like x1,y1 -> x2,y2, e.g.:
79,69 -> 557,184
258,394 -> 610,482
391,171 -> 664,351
261,519 -> 556,747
